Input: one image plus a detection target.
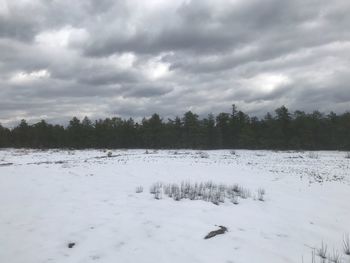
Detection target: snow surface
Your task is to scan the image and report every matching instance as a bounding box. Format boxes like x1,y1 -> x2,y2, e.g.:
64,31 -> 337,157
0,149 -> 349,263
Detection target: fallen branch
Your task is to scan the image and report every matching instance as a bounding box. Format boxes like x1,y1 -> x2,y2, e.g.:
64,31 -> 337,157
204,226 -> 228,239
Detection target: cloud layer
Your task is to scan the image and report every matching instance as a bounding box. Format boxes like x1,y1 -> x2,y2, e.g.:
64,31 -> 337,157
1,0 -> 350,125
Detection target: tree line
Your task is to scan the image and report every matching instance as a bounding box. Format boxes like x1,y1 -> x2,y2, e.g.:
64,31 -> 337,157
0,105 -> 349,150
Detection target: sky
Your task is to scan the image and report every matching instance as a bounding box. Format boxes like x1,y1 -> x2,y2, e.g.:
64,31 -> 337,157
0,0 -> 350,126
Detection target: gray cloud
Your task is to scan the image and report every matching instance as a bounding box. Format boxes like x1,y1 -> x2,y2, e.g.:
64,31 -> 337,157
0,0 -> 349,126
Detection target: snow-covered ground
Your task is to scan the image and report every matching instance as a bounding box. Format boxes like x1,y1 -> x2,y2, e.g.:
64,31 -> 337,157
0,149 -> 349,263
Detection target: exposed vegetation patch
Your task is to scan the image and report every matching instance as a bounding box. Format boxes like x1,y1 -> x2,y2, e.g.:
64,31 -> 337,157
148,181 -> 265,205
306,236 -> 350,263
0,162 -> 13,166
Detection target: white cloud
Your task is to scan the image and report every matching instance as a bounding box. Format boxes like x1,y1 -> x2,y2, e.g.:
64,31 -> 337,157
242,73 -> 291,93
142,55 -> 172,80
0,0 -> 9,16
108,53 -> 137,70
10,69 -> 50,83
35,26 -> 89,49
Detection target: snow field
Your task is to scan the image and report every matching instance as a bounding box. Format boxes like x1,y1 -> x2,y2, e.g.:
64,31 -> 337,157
0,149 -> 349,263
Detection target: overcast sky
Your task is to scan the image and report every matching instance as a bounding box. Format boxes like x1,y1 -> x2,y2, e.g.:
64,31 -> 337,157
1,0 -> 350,125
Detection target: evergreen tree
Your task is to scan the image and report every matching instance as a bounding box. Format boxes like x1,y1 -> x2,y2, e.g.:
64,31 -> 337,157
183,111 -> 201,148
275,106 -> 291,149
0,124 -> 10,147
1,105 -> 349,150
216,112 -> 231,148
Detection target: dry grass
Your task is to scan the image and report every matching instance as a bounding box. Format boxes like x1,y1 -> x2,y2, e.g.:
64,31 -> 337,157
149,181 -> 262,205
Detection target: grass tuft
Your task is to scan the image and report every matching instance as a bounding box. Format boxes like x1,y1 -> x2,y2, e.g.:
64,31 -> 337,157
343,234 -> 350,255
135,186 -> 143,193
317,242 -> 328,259
329,249 -> 342,263
257,188 -> 266,201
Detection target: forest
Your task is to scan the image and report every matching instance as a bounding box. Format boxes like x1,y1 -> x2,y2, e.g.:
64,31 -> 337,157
0,105 -> 349,150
